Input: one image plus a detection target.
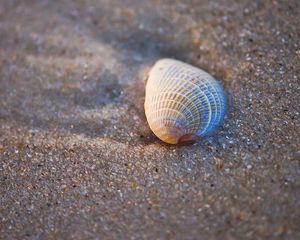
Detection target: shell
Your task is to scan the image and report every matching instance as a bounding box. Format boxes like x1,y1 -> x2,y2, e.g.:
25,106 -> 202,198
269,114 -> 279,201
144,58 -> 226,144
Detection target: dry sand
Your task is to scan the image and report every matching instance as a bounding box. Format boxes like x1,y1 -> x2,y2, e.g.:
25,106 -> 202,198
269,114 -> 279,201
0,0 -> 299,239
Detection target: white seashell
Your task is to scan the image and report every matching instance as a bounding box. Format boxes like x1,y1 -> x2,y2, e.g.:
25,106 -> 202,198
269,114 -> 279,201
144,58 -> 226,144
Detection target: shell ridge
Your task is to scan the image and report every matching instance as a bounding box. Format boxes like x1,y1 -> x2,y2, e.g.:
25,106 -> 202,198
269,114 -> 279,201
153,74 -> 214,132
147,89 -> 202,125
146,98 -> 194,124
147,107 -> 188,129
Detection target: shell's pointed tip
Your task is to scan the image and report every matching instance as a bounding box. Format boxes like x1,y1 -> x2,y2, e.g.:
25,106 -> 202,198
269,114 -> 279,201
151,123 -> 184,144
159,133 -> 196,145
164,138 -> 179,145
179,134 -> 196,143
157,131 -> 182,145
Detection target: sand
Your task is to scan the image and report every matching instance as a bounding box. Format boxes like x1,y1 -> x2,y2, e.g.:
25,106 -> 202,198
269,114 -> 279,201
0,0 -> 299,239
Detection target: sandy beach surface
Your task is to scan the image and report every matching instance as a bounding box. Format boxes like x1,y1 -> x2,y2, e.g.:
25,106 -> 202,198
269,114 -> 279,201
0,0 -> 299,239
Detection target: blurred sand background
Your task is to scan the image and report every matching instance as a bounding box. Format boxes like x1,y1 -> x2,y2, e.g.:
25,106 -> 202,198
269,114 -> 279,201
0,0 -> 299,239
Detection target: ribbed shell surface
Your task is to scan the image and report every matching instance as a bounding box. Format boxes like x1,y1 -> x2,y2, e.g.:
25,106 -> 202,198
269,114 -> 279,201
144,58 -> 226,144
